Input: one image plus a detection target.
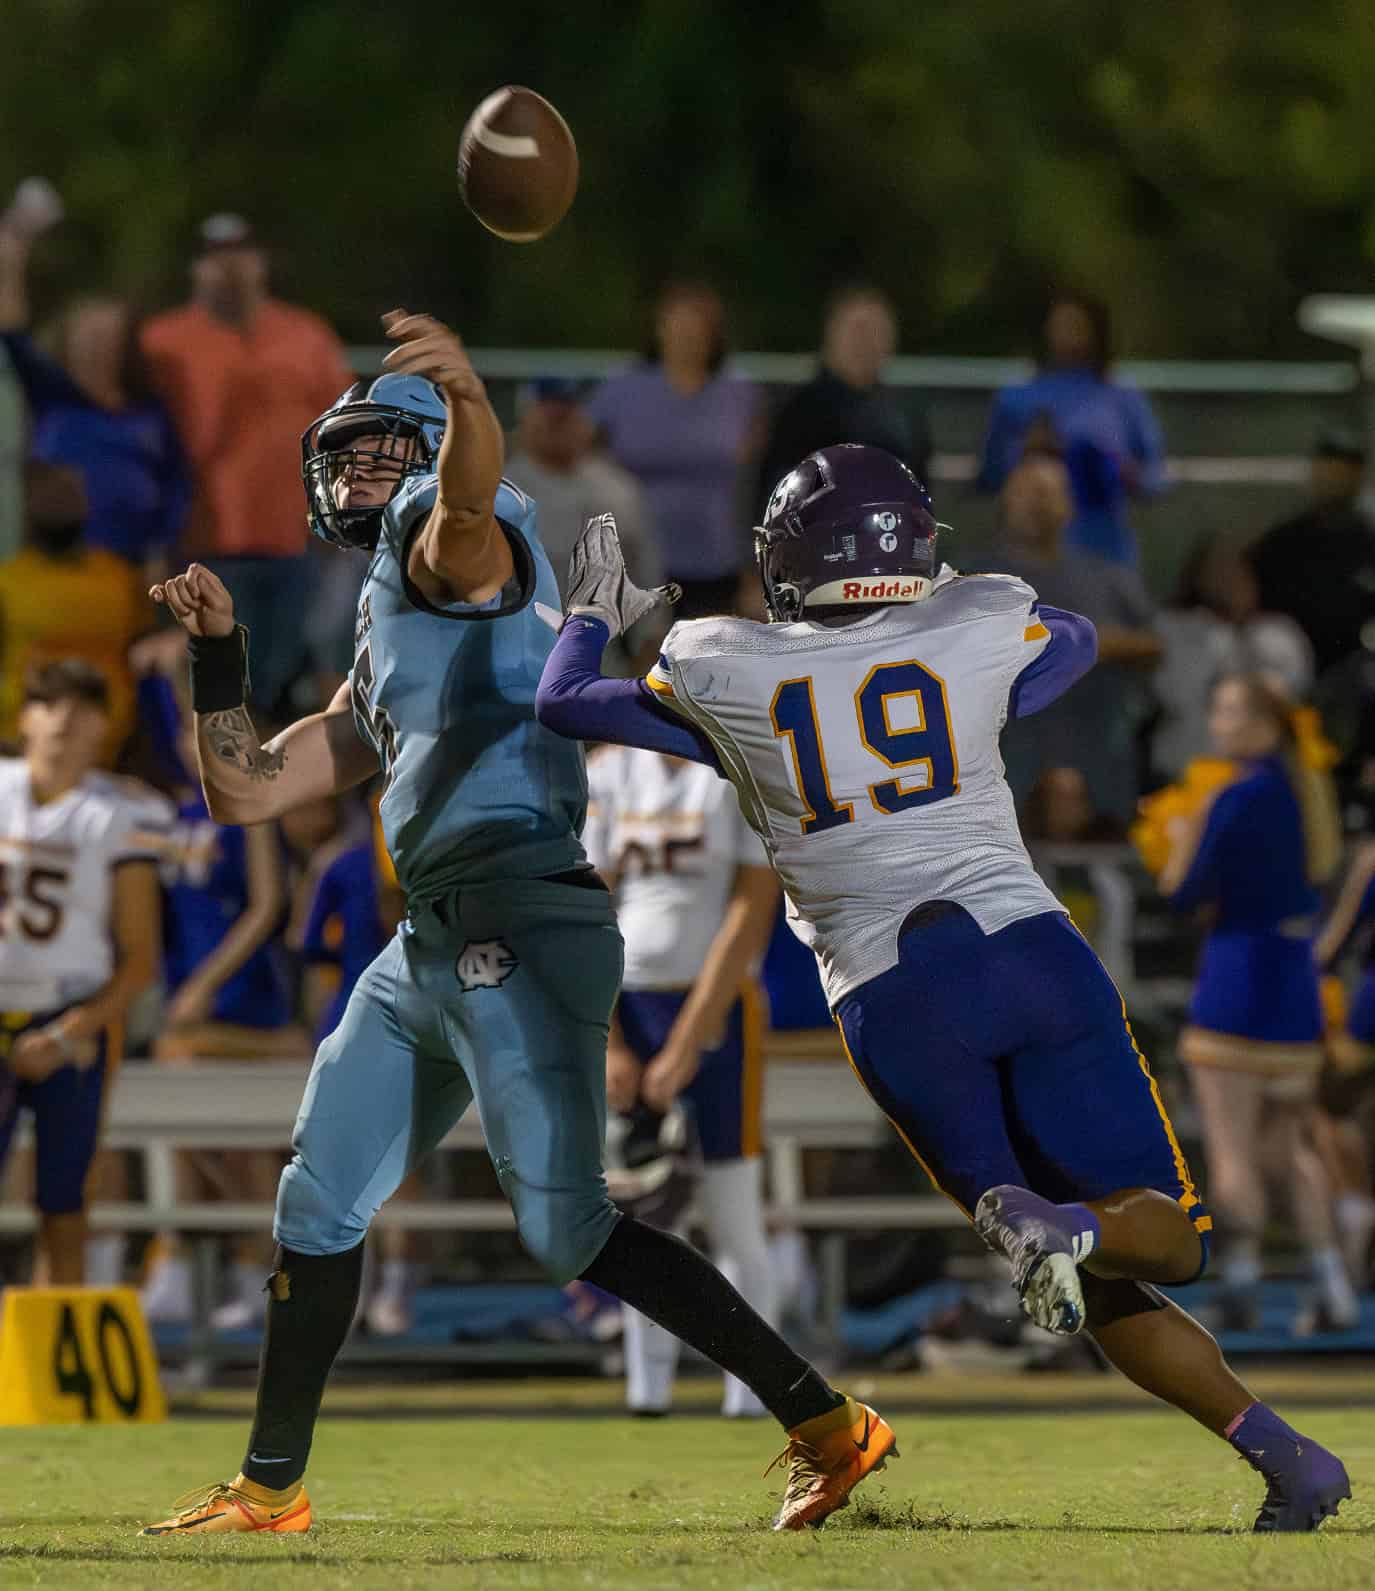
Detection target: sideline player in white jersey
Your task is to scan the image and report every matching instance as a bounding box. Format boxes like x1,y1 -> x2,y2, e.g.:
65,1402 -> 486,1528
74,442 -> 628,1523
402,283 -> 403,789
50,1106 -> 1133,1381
536,447 -> 1350,1532
585,741 -> 779,1417
0,660 -> 166,1282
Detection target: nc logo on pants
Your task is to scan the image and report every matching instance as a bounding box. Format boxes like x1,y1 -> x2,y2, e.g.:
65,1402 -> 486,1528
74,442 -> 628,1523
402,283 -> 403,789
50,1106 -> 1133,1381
456,939 -> 519,991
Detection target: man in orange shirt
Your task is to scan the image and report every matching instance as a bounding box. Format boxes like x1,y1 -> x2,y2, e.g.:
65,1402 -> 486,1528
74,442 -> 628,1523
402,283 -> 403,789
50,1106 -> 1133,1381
142,216 -> 352,711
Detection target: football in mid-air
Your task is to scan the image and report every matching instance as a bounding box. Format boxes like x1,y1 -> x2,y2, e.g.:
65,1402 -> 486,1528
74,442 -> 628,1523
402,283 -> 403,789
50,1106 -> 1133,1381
457,86 -> 578,243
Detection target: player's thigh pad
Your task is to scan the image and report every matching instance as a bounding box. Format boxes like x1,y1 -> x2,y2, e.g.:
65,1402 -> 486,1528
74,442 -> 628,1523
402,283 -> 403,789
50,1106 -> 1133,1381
421,878 -> 624,1282
276,936 -> 472,1255
1001,915 -> 1210,1241
836,907 -> 1033,1215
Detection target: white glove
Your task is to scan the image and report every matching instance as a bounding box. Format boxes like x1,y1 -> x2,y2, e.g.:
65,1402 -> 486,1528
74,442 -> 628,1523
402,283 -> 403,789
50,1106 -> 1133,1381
565,512 -> 679,639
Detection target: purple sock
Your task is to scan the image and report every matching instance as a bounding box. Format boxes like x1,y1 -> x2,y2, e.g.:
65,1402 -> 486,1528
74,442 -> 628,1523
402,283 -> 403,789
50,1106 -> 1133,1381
1225,1403 -> 1302,1473
1058,1202 -> 1102,1264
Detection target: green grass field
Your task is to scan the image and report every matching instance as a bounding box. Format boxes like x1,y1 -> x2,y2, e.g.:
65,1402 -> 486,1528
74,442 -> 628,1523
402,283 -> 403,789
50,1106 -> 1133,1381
0,1376 -> 1371,1590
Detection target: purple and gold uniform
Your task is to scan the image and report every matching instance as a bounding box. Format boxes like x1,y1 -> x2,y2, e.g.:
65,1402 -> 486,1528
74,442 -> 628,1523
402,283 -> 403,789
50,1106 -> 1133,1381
0,759 -> 171,1211
584,746 -> 768,1161
541,566 -> 1209,1248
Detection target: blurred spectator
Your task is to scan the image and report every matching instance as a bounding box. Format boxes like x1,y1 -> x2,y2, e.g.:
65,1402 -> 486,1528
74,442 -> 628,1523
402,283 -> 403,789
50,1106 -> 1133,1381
756,284 -> 931,509
0,223 -> 191,576
289,813 -> 391,1044
1020,767 -> 1123,949
977,291 -> 1167,566
1248,429 -> 1375,678
0,347 -> 20,562
1153,534 -> 1314,780
504,377 -> 660,591
991,448 -> 1162,826
0,460 -> 149,761
134,643 -> 306,1327
1020,766 -> 1121,844
1314,843 -> 1375,1285
588,281 -> 761,617
140,648 -> 301,1059
0,178 -> 64,563
1161,674 -> 1354,1333
142,214 -> 352,710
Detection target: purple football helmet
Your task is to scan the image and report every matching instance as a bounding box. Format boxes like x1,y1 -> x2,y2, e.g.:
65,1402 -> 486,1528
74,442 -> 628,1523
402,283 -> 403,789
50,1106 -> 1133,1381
755,444 -> 944,622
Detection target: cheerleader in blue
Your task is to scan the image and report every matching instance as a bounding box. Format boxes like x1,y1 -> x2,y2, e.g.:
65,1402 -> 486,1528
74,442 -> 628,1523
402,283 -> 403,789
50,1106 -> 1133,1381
1162,674 -> 1356,1331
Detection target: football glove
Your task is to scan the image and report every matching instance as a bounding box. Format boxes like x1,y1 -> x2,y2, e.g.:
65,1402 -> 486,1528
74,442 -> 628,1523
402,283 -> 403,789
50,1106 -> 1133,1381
565,512 -> 679,639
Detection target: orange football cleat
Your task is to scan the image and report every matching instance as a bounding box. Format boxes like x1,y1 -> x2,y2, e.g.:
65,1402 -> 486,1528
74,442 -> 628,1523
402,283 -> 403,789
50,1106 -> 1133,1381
139,1479 -> 312,1536
767,1395 -> 898,1530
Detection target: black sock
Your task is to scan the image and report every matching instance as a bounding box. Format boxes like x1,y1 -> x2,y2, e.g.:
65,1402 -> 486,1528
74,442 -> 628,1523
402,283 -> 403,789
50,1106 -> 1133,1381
240,1241 -> 365,1488
580,1216 -> 842,1429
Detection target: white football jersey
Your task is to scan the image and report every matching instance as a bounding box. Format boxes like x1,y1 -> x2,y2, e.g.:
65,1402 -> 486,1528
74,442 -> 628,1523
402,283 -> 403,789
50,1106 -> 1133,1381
646,571 -> 1065,1006
584,746 -> 768,990
0,759 -> 174,1012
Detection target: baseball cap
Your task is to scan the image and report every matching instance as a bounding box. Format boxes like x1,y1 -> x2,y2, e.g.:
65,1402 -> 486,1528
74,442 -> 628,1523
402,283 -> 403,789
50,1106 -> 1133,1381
522,376 -> 586,404
197,213 -> 257,254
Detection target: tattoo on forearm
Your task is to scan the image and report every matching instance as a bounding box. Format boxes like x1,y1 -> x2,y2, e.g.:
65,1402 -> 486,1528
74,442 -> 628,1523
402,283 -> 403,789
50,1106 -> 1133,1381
201,708 -> 286,782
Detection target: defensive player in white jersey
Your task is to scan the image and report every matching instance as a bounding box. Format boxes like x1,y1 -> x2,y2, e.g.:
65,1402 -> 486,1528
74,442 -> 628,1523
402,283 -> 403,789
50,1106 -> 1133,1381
536,447 -> 1350,1533
585,742 -> 779,1417
0,660 -> 166,1282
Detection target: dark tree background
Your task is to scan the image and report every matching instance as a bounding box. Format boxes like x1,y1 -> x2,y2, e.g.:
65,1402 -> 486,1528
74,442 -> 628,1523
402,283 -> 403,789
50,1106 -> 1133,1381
6,0 -> 1375,354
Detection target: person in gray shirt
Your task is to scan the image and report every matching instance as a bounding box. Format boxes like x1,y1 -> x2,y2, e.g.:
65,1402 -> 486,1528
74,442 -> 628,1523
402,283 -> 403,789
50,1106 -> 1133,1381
505,377 -> 661,592
988,447 -> 1162,828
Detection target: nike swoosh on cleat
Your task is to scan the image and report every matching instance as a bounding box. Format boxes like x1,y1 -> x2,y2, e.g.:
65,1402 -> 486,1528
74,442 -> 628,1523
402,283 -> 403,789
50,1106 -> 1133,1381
248,1453 -> 293,1463
853,1411 -> 872,1454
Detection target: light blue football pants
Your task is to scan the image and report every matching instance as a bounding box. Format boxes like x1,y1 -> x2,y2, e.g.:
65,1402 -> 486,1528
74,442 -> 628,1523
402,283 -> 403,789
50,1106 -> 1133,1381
275,876 -> 624,1283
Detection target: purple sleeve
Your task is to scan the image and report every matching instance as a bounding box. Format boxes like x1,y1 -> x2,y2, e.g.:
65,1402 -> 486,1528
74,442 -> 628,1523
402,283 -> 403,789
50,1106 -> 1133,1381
535,616 -> 723,771
1008,606 -> 1098,719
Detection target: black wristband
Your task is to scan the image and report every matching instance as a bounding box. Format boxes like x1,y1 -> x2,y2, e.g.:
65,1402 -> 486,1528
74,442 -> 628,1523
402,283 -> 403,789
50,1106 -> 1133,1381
188,625 -> 251,714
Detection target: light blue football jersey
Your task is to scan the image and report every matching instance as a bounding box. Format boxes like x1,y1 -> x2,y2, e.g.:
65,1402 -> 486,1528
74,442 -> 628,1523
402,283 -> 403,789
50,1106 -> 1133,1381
350,474 -> 587,897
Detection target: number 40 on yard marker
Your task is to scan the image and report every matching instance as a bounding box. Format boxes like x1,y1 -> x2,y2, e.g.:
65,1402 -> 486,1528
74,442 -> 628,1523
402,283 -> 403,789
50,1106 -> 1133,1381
0,1286 -> 166,1425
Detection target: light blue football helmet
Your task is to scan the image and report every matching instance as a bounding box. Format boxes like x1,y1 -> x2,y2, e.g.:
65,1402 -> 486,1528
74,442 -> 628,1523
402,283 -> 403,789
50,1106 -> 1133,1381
302,373 -> 447,548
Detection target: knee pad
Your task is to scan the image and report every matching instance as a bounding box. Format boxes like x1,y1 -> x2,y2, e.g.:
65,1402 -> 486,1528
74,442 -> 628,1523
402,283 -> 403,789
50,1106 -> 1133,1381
1081,1273 -> 1169,1330
506,1174 -> 620,1285
274,1156 -> 370,1257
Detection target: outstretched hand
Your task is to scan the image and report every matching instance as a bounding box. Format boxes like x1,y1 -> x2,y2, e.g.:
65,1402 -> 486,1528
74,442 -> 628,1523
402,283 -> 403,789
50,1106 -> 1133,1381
566,512 -> 679,640
380,308 -> 485,404
150,563 -> 236,638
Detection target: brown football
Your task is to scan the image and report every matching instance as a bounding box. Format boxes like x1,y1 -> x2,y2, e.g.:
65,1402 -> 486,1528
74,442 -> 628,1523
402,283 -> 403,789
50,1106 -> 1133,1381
457,87 -> 578,243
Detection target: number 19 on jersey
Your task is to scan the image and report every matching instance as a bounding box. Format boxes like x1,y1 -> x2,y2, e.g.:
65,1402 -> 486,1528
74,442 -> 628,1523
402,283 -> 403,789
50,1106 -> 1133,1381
770,659 -> 959,836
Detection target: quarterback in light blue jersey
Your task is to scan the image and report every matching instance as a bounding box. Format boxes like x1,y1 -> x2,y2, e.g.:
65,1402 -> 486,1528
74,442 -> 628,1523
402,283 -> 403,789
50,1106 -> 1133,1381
140,310 -> 891,1539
